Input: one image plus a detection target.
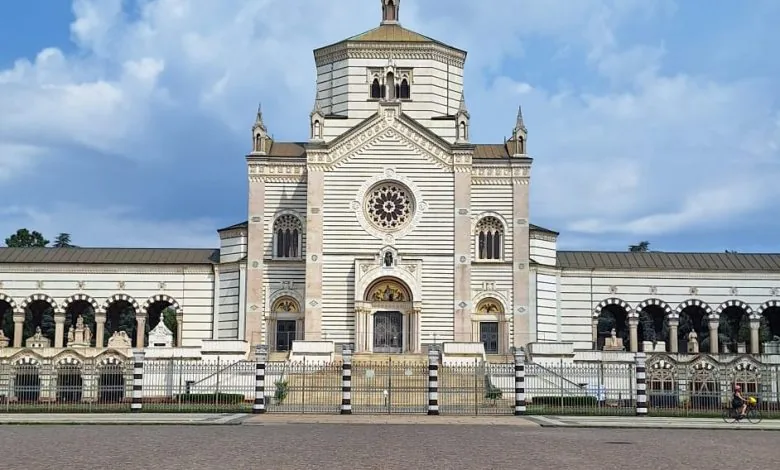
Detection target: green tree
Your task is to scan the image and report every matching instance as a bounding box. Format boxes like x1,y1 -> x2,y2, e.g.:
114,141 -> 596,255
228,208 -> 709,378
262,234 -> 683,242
163,307 -> 178,343
629,241 -> 650,252
104,305 -> 138,346
5,228 -> 49,247
1,306 -> 13,340
53,233 -> 74,248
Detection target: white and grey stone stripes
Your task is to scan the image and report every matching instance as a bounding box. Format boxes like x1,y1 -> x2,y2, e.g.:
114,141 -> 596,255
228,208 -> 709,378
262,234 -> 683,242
341,347 -> 353,415
715,299 -> 753,316
60,293 -> 101,315
427,349 -> 439,415
635,298 -> 672,316
514,349 -> 526,415
142,294 -> 182,315
675,298 -> 713,315
20,293 -> 57,311
131,350 -> 146,413
635,352 -> 647,417
253,345 -> 268,414
593,298 -> 630,318
757,300 -> 780,315
0,293 -> 18,311
103,293 -> 141,313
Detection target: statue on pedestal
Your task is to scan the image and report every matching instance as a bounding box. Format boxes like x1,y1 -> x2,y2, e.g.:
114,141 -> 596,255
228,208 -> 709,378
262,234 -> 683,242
603,328 -> 625,351
688,330 -> 699,353
107,330 -> 132,349
26,326 -> 51,348
0,329 -> 9,348
68,315 -> 92,348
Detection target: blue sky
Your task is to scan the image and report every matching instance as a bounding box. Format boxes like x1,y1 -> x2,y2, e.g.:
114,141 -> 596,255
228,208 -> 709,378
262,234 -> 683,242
0,0 -> 778,252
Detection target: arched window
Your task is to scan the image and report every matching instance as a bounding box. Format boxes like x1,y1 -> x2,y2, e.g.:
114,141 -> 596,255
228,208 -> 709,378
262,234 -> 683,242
370,78 -> 382,99
475,216 -> 504,261
386,72 -> 395,99
273,214 -> 303,258
399,78 -> 410,99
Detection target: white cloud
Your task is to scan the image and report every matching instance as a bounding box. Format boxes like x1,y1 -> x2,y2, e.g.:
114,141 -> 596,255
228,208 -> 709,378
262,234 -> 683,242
0,0 -> 777,249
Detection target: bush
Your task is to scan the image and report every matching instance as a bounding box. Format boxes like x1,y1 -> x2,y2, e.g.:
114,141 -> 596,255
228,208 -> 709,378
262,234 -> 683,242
175,393 -> 244,404
274,380 -> 289,404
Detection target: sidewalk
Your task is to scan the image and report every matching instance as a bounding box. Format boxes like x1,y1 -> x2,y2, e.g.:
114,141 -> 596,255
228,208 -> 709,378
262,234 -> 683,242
528,415 -> 780,431
243,414 -> 540,426
0,413 -> 248,425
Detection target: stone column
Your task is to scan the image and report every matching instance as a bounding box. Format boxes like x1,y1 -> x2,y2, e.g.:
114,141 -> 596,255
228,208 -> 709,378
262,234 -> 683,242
628,316 -> 639,353
591,317 -> 599,350
176,312 -> 184,347
12,311 -> 24,348
245,175 -> 266,345
750,317 -> 761,354
708,317 -> 719,354
54,313 -> 66,348
412,307 -> 421,353
667,315 -> 679,353
453,153 -> 473,343
211,264 -> 221,340
94,314 -> 106,348
304,167 -> 324,340
512,164 -> 532,348
135,316 -> 147,349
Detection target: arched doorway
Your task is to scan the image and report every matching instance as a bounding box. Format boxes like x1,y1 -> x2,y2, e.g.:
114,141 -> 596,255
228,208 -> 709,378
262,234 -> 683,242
594,299 -> 630,350
636,300 -> 670,351
62,298 -> 98,347
361,277 -> 416,354
104,294 -> 140,347
676,300 -> 711,352
55,359 -> 83,403
143,295 -> 182,347
13,358 -> 41,403
717,302 -> 751,353
473,298 -> 506,354
269,296 -> 302,352
97,358 -> 126,404
758,302 -> 780,352
21,296 -> 56,347
0,294 -> 15,344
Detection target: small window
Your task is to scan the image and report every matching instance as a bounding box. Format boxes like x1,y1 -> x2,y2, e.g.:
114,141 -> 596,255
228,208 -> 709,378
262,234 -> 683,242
399,79 -> 410,99
273,214 -> 303,258
476,216 -> 504,261
370,78 -> 382,99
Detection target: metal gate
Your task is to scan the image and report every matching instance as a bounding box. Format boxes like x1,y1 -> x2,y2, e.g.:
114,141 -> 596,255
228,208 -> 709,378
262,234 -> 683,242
479,321 -> 499,354
373,311 -> 402,353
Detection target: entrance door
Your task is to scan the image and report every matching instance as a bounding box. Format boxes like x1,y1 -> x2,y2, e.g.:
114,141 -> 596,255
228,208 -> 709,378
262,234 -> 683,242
373,311 -> 403,353
276,320 -> 297,352
480,321 -> 499,354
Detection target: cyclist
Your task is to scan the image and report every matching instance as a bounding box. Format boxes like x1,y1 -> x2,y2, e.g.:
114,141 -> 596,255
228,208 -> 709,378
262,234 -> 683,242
732,385 -> 747,418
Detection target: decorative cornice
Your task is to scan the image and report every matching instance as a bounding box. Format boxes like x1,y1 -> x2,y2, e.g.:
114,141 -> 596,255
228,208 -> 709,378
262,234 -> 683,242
0,265 -> 214,275
248,162 -> 307,183
471,165 -> 531,185
218,228 -> 247,240
314,42 -> 466,68
530,232 -> 557,243
452,149 -> 473,173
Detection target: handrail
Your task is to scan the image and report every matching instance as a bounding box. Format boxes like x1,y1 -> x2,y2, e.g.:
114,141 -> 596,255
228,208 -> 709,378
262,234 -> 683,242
527,361 -> 586,389
189,359 -> 249,387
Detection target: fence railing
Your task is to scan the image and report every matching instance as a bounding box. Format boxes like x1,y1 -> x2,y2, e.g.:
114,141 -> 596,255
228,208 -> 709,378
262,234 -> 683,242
2,349 -> 780,418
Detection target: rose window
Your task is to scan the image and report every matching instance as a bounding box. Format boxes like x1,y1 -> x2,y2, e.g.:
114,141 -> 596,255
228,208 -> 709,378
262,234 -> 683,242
365,182 -> 414,231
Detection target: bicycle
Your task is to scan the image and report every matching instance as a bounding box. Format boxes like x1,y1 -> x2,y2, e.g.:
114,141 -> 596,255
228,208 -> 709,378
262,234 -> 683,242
722,396 -> 762,424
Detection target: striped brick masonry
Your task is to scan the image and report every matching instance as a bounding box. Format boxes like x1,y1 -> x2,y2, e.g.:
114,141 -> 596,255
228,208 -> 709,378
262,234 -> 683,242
341,346 -> 353,415
131,349 -> 146,413
427,348 -> 439,415
635,352 -> 647,416
513,348 -> 526,415
253,344 -> 269,414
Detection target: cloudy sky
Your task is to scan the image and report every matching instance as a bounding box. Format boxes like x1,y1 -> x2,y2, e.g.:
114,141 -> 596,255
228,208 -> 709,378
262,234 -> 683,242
1,0 -> 778,252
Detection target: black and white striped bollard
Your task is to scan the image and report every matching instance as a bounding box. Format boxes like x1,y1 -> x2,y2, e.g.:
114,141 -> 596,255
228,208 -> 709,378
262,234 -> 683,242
253,344 -> 268,414
427,348 -> 439,415
131,349 -> 145,413
635,352 -> 648,416
341,346 -> 352,415
514,348 -> 526,415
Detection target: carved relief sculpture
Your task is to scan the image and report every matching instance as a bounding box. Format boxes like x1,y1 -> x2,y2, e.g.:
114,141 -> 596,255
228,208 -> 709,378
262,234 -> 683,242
0,330 -> 8,348
107,330 -> 132,349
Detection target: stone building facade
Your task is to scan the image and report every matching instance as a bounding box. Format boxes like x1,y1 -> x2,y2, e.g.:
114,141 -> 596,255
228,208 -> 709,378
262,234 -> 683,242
1,0 -> 780,361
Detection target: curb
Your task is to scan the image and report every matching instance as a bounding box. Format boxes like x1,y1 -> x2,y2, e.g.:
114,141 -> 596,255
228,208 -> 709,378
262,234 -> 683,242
535,423 -> 780,431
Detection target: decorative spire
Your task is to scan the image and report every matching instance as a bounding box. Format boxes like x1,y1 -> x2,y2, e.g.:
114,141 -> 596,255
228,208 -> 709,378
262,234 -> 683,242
381,0 -> 400,24
457,93 -> 470,118
515,105 -> 526,131
253,102 -> 266,132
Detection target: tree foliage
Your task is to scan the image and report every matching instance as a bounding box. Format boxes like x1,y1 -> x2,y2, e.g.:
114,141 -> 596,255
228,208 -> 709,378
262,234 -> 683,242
629,241 -> 650,252
5,228 -> 49,247
53,233 -> 75,248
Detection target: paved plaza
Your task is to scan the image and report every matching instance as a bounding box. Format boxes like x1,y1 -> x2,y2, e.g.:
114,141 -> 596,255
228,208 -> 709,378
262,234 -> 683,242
0,423 -> 776,469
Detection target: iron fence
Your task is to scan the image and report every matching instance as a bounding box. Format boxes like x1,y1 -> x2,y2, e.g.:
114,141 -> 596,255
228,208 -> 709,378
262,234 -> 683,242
439,361 -> 515,415
646,363 -> 780,418
265,360 -> 343,413
350,359 -> 429,414
525,361 -> 636,416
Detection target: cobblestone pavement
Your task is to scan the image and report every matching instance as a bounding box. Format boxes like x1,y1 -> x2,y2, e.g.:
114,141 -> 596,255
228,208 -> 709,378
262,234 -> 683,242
1,424 -> 776,469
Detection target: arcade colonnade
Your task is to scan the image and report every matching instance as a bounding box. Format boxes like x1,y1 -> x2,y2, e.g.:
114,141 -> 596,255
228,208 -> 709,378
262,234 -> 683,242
593,297 -> 780,354
0,292 -> 184,348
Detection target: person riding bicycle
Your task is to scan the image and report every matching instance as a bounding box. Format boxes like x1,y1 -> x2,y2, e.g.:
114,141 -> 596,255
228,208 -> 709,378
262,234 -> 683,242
732,385 -> 747,418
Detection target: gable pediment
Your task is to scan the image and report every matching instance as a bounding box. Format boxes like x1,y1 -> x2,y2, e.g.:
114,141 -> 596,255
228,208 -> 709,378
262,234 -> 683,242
307,105 -> 454,171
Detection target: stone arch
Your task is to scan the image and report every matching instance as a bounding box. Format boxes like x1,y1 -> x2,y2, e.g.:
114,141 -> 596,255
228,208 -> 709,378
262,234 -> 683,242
365,277 -> 413,303
13,355 -> 41,366
20,293 -> 57,311
0,293 -> 18,311
715,299 -> 753,317
757,300 -> 780,338
475,297 -> 506,315
757,300 -> 780,316
635,298 -> 673,317
97,355 -> 126,367
635,298 -> 673,345
593,298 -> 632,318
103,293 -> 141,313
356,267 -> 420,302
473,213 -> 507,261
675,299 -> 713,315
55,355 -> 83,368
142,294 -> 182,315
12,355 -> 41,403
270,296 -> 301,314
60,293 -> 101,315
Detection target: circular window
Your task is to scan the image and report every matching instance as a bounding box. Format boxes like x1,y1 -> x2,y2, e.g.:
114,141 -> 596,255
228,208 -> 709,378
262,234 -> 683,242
365,181 -> 415,232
